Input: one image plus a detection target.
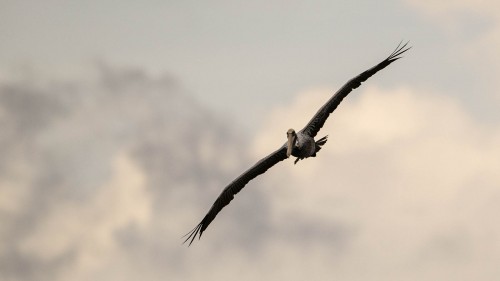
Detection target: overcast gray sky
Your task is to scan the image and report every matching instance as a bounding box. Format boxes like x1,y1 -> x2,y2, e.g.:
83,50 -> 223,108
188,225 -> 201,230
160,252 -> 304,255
1,0 -> 498,126
1,1 -> 500,281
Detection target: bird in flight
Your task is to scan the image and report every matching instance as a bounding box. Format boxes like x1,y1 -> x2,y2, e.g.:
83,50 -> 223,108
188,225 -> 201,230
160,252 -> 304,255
184,42 -> 411,246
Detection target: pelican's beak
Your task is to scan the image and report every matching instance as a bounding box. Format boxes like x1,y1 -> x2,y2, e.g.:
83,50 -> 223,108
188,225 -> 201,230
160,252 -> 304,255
286,132 -> 296,157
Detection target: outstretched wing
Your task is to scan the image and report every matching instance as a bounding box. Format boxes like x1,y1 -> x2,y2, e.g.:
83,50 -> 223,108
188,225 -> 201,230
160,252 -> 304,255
183,145 -> 288,246
301,41 -> 411,138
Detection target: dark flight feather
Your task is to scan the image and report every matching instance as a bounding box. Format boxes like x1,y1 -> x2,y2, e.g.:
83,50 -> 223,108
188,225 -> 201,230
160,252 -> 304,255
300,41 -> 411,138
183,146 -> 287,245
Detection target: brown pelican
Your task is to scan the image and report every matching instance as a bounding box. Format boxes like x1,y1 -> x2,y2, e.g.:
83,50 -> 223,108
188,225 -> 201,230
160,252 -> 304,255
184,42 -> 410,245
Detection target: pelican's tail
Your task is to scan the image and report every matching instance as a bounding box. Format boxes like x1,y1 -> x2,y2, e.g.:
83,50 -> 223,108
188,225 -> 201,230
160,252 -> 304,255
312,135 -> 328,156
316,135 -> 328,146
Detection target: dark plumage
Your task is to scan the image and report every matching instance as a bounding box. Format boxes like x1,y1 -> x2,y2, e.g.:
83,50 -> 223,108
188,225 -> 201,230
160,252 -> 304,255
184,42 -> 411,246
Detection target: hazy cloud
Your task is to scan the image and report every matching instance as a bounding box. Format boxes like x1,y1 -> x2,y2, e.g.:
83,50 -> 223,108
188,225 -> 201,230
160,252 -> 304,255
1,53 -> 500,281
251,85 -> 500,280
0,65 -> 270,281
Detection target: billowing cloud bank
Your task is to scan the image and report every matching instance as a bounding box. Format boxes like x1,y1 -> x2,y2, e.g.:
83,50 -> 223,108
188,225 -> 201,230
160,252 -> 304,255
2,64 -> 499,281
253,86 -> 500,280
0,67 -> 256,281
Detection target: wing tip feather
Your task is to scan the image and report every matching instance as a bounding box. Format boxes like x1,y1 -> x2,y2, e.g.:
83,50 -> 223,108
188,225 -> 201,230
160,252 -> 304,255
182,222 -> 204,246
388,40 -> 412,62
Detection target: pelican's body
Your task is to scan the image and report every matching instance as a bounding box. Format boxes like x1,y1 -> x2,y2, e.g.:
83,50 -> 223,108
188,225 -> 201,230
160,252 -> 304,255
184,42 -> 411,245
287,129 -> 328,164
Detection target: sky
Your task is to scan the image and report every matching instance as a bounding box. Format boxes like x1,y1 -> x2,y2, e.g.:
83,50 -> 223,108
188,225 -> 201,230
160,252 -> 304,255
1,1 -> 500,281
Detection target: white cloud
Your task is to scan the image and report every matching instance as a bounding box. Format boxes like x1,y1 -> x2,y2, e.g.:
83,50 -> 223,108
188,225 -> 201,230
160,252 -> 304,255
0,66 -> 265,280
250,85 -> 500,280
2,61 -> 500,280
19,152 -> 151,278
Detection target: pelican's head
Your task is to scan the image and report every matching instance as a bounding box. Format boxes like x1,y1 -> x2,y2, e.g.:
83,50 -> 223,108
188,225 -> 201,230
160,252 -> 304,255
286,129 -> 296,157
